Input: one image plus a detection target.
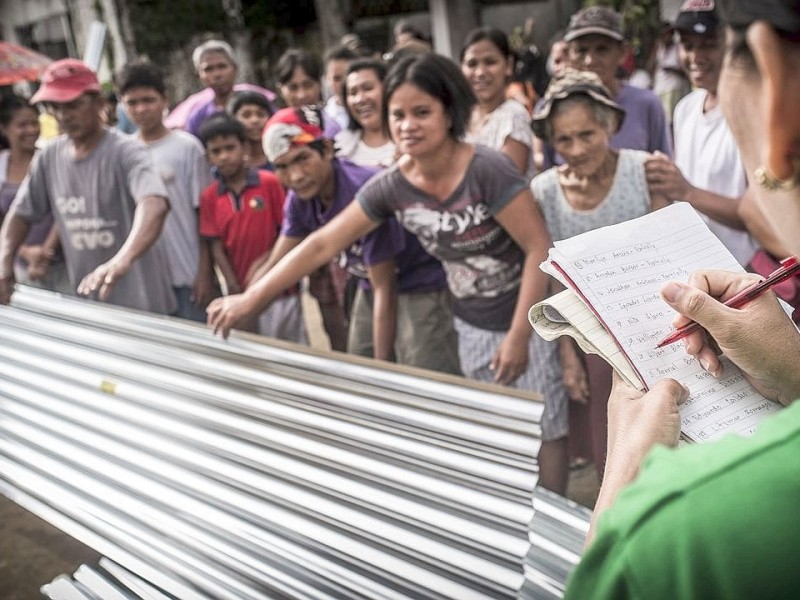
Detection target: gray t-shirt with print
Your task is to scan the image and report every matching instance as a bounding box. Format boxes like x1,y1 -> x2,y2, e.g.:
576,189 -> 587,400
13,128 -> 176,314
358,145 -> 528,330
143,130 -> 211,287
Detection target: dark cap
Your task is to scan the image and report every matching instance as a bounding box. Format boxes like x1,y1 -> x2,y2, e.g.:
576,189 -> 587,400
564,6 -> 624,42
674,0 -> 720,35
531,69 -> 625,142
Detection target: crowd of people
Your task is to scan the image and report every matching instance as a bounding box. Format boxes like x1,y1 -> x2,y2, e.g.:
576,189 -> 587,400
1,0 -> 800,593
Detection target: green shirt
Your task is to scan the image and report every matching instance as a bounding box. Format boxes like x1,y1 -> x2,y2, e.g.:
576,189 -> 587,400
566,401 -> 800,599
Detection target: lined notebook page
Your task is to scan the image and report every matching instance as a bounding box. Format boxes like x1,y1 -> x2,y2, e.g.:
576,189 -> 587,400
529,290 -> 642,390
547,203 -> 780,442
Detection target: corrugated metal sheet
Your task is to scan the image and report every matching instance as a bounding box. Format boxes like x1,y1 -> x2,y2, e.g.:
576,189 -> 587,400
520,488 -> 590,599
41,559 -> 174,600
0,287 -> 592,599
37,488 -> 591,599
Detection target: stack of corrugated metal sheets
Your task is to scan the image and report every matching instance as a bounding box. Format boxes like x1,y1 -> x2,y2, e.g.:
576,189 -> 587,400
0,287 -> 588,599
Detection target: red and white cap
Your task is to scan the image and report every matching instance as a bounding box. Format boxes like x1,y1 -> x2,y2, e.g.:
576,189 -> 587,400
262,106 -> 325,163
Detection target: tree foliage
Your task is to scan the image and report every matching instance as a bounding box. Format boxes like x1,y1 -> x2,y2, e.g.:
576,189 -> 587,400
129,0 -> 317,67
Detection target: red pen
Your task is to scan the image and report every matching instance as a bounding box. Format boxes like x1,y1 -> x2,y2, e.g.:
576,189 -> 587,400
656,255 -> 800,348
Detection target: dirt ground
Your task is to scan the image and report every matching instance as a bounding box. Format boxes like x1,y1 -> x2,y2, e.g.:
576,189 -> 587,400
0,295 -> 600,598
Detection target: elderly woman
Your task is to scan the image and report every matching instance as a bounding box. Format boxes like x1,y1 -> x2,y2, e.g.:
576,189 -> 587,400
530,69 -> 669,474
565,0 -> 800,596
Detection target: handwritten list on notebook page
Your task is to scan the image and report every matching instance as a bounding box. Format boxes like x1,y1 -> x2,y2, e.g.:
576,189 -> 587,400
546,203 -> 781,442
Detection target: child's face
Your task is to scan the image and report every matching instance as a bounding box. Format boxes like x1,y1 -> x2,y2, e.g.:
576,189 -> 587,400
206,134 -> 247,179
234,103 -> 270,144
122,86 -> 168,132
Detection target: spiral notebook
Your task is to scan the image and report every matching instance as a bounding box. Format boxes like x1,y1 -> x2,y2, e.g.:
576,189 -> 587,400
529,203 -> 782,443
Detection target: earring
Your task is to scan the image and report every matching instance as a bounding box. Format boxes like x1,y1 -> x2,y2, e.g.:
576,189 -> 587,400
754,159 -> 800,192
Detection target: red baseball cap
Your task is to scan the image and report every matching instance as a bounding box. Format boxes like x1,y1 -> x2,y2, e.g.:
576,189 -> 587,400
262,106 -> 325,162
30,58 -> 101,104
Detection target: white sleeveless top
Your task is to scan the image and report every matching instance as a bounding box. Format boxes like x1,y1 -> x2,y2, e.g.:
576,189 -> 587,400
532,149 -> 652,241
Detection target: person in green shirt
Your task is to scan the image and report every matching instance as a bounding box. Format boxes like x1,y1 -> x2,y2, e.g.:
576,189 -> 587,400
566,0 -> 800,597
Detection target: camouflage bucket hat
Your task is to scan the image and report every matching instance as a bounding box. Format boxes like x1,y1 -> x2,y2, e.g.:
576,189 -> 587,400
531,69 -> 626,142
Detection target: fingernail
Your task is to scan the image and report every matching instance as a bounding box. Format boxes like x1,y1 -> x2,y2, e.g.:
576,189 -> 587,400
699,357 -> 712,372
661,282 -> 683,303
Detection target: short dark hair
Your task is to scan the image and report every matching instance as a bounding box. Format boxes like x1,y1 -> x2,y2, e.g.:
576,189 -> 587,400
117,61 -> 167,97
383,53 -> 475,140
308,138 -> 328,157
460,27 -> 513,62
323,44 -> 358,65
341,58 -> 388,132
227,91 -> 273,117
0,94 -> 34,127
198,113 -> 246,147
275,49 -> 322,85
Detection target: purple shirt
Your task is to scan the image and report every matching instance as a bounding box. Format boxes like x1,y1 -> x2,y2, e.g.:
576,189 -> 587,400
282,159 -> 446,293
185,99 -> 226,138
614,83 -> 672,156
185,85 -> 278,138
185,91 -> 337,139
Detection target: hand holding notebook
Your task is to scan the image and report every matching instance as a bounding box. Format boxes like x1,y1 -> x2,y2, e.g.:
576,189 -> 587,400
529,203 -> 785,443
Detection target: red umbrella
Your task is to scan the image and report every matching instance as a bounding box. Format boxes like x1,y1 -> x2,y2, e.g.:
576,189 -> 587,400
0,40 -> 53,86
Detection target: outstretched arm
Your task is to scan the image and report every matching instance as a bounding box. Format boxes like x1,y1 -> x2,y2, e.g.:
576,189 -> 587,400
245,234 -> 302,287
77,195 -> 169,300
207,201 -> 380,338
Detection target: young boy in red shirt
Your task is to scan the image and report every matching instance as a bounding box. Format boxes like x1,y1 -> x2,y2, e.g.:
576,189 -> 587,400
198,114 -> 306,343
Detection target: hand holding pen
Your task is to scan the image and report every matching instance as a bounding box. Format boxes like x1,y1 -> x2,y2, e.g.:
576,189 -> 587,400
657,256 -> 799,348
657,265 -> 800,406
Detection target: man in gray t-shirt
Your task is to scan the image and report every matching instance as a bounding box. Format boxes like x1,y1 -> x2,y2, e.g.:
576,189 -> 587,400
0,59 -> 175,314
